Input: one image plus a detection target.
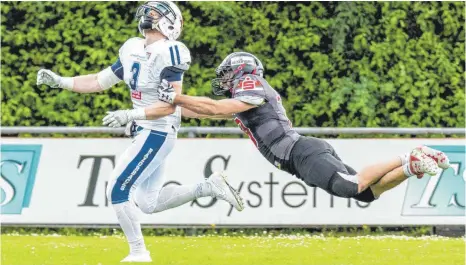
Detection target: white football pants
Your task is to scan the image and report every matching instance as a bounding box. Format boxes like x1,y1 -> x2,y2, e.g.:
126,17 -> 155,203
106,128 -> 211,249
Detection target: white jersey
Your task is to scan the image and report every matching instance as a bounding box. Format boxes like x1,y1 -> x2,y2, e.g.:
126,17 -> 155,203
111,37 -> 191,133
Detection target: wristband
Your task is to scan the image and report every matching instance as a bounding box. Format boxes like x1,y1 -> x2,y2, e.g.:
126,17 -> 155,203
60,77 -> 74,91
130,108 -> 146,120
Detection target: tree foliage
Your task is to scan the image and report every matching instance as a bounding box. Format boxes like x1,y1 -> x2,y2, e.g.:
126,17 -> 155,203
1,1 -> 464,129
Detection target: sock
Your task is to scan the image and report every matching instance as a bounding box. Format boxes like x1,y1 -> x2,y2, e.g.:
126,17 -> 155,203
398,152 -> 410,165
129,238 -> 146,254
196,181 -> 213,197
153,182 -> 212,213
402,163 -> 415,177
112,201 -> 146,254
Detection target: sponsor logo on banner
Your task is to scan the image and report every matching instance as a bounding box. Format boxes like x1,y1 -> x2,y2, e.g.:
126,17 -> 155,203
402,146 -> 465,216
77,154 -> 370,217
0,145 -> 42,214
1,139 -> 463,225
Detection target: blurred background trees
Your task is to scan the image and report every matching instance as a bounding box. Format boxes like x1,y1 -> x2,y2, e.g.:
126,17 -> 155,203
2,1 -> 464,129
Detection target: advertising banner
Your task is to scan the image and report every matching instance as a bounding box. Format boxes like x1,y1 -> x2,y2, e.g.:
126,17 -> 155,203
1,138 -> 464,226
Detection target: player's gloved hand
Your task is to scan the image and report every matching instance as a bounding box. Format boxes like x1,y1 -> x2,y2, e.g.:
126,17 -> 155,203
157,79 -> 176,104
36,69 -> 73,90
102,109 -> 146,128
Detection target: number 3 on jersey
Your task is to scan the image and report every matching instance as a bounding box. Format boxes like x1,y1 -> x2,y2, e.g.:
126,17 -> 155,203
130,62 -> 141,90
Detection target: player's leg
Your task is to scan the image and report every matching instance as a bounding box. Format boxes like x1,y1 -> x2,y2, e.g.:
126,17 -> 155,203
136,169 -> 243,214
351,146 -> 449,201
341,162 -> 404,202
135,163 -> 243,214
331,142 -> 448,193
290,137 -> 446,202
291,146 -> 358,198
356,146 -> 447,193
353,158 -> 401,192
329,146 -> 402,194
156,171 -> 243,212
325,153 -> 436,203
368,166 -> 406,197
106,129 -> 175,262
366,146 -> 450,198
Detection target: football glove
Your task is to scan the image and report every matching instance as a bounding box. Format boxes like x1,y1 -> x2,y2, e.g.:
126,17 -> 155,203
157,79 -> 176,104
36,69 -> 73,90
102,109 -> 146,128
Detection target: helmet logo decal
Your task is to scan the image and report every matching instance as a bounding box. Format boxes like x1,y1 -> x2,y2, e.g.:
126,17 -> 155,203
233,63 -> 246,75
231,56 -> 255,66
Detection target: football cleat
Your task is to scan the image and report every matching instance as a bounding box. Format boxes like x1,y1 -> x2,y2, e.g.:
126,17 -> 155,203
207,172 -> 244,211
121,251 -> 152,263
409,148 -> 439,178
416,146 -> 450,169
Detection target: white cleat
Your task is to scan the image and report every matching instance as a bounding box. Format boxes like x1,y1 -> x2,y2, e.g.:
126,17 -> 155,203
416,146 -> 450,169
409,148 -> 439,178
207,172 -> 244,211
121,251 -> 152,263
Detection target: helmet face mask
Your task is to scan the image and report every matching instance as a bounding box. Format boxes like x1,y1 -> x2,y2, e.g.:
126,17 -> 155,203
212,67 -> 235,96
211,52 -> 265,96
136,1 -> 183,40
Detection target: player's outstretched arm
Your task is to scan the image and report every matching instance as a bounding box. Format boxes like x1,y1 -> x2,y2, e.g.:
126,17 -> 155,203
102,80 -> 181,128
157,79 -> 255,116
181,108 -> 233,120
176,95 -> 253,116
144,80 -> 181,119
36,67 -> 120,93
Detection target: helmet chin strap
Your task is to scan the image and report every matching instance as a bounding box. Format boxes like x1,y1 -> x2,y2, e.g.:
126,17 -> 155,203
140,22 -> 153,30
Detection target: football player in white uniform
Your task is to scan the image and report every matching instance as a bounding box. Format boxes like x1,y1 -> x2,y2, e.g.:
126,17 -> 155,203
37,1 -> 243,262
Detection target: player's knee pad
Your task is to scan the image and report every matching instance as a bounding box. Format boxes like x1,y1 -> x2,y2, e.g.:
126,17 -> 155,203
137,204 -> 154,214
328,172 -> 359,198
135,198 -> 155,214
133,188 -> 158,214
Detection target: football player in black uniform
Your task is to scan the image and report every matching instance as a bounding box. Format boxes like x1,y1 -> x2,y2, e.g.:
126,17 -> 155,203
158,52 -> 450,203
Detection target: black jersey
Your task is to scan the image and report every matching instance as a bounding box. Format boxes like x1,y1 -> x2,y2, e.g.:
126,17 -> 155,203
232,74 -> 300,170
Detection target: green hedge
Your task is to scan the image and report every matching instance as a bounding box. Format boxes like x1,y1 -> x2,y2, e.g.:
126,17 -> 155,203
2,2 -> 464,129
2,226 -> 434,237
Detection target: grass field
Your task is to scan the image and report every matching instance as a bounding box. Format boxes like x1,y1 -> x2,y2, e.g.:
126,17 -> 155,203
2,234 -> 464,265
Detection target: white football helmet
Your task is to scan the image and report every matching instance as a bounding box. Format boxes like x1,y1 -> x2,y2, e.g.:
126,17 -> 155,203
135,1 -> 183,40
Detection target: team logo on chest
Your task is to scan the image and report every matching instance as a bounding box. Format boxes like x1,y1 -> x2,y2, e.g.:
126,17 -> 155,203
236,77 -> 262,91
131,91 -> 142,100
